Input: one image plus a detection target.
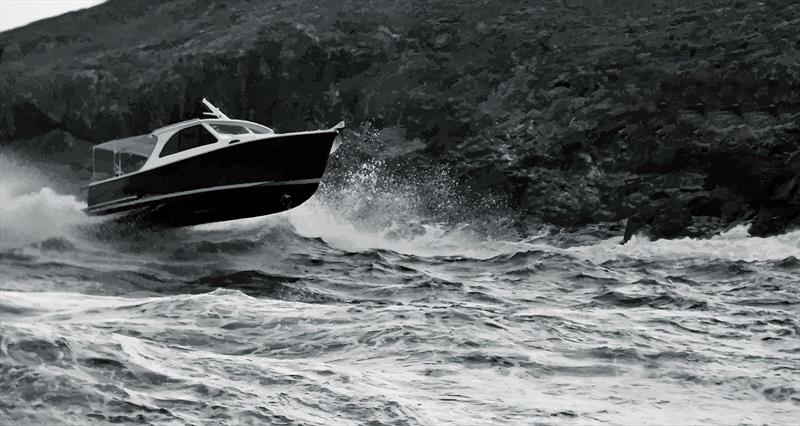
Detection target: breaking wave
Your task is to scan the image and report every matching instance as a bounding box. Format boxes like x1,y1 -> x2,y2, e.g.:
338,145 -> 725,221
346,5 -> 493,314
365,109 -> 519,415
565,225 -> 800,263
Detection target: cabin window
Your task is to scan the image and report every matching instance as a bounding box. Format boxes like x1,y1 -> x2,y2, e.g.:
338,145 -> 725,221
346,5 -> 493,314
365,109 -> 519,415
244,124 -> 273,134
160,125 -> 218,157
210,124 -> 250,135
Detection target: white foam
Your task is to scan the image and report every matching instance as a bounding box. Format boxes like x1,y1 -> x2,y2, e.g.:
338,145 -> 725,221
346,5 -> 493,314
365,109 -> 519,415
282,197 -> 528,258
0,155 -> 91,246
0,290 -> 154,314
565,225 -> 800,263
285,193 -> 800,263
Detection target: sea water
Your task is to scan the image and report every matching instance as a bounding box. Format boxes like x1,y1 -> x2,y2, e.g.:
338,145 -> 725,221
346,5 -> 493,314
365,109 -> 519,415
1,153 -> 798,425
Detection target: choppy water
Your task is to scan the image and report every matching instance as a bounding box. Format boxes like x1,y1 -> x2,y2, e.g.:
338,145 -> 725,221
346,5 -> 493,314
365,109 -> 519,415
1,153 -> 799,425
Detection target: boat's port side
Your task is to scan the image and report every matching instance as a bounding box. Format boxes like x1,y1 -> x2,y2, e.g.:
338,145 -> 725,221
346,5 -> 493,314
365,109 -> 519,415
87,130 -> 337,208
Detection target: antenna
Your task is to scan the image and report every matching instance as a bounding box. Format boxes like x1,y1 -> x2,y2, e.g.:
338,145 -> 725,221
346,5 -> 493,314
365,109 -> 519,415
201,98 -> 230,119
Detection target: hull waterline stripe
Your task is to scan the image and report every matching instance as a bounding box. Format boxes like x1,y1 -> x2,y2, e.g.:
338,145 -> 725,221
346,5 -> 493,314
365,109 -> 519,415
86,178 -> 321,214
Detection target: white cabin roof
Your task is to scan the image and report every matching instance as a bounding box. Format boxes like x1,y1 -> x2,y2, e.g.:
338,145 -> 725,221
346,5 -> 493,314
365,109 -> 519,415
92,99 -> 252,156
92,118 -> 274,155
93,134 -> 157,158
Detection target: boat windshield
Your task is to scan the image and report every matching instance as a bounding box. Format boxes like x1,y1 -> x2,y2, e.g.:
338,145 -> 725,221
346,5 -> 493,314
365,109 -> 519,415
210,124 -> 251,135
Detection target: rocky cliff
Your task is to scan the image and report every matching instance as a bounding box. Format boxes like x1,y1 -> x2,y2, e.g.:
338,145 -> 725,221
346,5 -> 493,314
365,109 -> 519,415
1,0 -> 798,239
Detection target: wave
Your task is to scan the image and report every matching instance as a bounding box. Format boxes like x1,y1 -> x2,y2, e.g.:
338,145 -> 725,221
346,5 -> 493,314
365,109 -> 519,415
564,225 -> 800,263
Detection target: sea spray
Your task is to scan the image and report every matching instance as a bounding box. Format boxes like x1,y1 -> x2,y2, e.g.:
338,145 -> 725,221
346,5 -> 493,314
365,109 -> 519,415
0,154 -> 92,246
273,125 -> 524,257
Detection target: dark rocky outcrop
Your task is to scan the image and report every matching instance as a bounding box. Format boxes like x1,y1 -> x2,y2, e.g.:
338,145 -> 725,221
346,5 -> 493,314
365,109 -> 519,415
1,0 -> 798,240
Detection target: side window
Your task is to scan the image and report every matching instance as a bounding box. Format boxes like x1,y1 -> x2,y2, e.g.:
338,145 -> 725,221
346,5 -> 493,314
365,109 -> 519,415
160,125 -> 217,157
245,124 -> 273,134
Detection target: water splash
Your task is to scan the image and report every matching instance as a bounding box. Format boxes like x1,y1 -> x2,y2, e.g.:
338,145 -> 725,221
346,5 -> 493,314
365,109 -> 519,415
280,157 -> 529,258
0,155 -> 92,246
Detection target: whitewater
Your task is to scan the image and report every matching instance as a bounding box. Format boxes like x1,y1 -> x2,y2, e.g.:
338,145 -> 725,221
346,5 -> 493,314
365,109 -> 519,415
1,152 -> 798,425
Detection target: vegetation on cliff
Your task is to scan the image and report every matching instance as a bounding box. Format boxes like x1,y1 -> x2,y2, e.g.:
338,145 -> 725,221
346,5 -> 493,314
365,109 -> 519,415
1,0 -> 798,238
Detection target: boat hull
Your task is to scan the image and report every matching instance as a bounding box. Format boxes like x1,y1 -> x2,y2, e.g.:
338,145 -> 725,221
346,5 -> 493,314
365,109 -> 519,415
86,131 -> 337,227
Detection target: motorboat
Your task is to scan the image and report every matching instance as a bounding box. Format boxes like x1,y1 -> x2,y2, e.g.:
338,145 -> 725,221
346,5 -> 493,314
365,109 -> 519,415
85,99 -> 343,226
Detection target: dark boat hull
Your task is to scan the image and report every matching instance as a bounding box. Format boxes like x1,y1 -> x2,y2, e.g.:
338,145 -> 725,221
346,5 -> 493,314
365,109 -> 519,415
86,131 -> 337,227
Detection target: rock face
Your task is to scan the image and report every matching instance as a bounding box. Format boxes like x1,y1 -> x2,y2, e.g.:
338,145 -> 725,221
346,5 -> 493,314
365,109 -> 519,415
1,0 -> 798,239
